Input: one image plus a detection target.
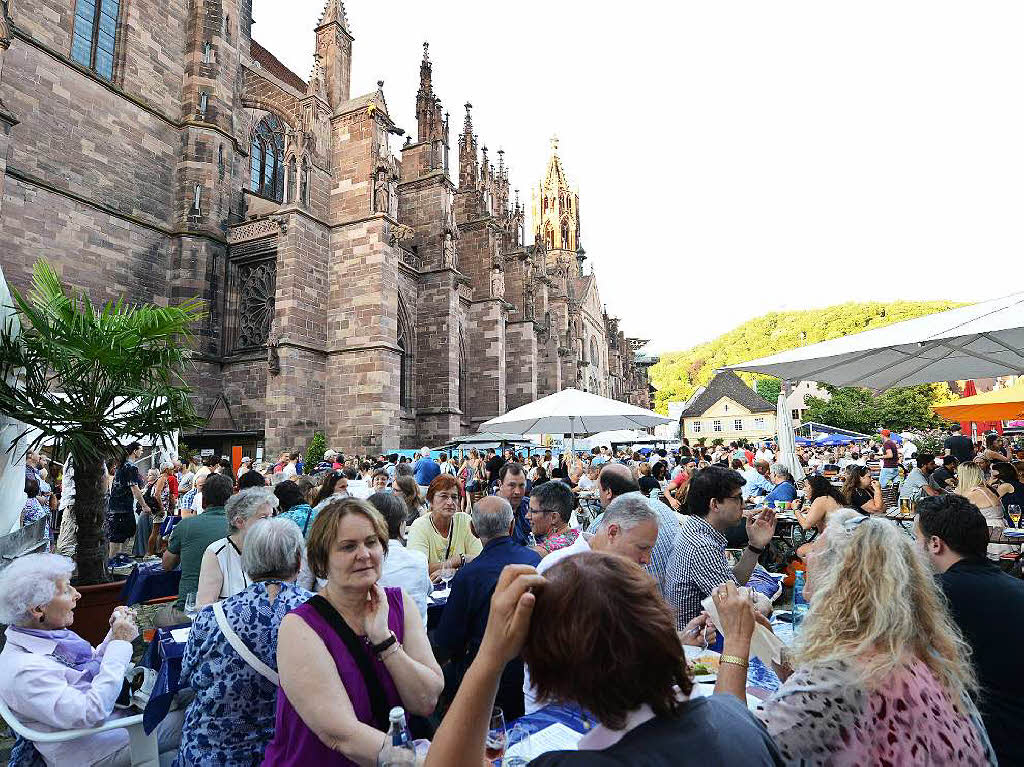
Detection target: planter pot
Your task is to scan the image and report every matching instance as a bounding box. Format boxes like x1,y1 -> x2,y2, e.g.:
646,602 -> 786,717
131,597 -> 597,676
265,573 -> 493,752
73,580 -> 124,645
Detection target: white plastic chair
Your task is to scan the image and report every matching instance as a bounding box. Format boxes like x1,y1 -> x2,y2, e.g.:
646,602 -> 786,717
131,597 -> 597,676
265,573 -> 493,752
0,697 -> 160,766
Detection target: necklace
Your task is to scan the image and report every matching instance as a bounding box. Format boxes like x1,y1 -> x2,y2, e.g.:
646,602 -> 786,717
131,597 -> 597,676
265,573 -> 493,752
429,513 -> 452,540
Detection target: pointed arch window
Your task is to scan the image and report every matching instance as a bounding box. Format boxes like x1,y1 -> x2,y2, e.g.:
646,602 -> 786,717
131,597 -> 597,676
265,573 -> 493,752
459,335 -> 469,416
561,220 -> 571,249
397,308 -> 413,410
249,115 -> 285,202
71,0 -> 120,80
545,224 -> 554,250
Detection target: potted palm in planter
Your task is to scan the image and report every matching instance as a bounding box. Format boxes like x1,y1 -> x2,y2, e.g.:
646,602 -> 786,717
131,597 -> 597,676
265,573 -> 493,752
0,260 -> 205,603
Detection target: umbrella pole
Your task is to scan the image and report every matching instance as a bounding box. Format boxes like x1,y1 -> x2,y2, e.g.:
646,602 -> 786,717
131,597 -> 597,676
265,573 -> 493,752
570,416 -> 576,463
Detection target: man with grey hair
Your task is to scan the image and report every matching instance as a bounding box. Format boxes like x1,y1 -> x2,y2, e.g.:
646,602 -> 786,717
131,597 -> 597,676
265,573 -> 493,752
413,446 -> 440,493
433,496 -> 541,719
586,462 -> 681,594
762,463 -> 798,507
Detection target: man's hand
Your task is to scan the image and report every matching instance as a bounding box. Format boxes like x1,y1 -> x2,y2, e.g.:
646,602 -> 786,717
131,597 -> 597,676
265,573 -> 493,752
679,611 -> 717,648
746,507 -> 777,549
478,565 -> 546,667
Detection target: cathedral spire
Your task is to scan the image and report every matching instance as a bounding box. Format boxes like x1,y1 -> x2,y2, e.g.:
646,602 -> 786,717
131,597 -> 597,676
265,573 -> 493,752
317,0 -> 349,32
458,102 -> 478,188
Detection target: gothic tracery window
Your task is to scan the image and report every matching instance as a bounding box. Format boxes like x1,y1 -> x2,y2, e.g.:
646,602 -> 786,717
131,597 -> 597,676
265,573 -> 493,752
235,261 -> 277,350
71,0 -> 120,80
459,335 -> 469,416
398,308 -> 413,410
250,115 -> 285,202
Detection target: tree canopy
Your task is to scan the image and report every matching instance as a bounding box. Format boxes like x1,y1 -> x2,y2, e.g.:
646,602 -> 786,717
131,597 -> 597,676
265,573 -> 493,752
649,300 -> 965,414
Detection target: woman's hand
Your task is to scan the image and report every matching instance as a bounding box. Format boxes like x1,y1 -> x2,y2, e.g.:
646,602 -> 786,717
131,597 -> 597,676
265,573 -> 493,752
711,581 -> 756,647
109,606 -> 136,627
111,614 -> 139,642
478,565 -> 546,667
364,583 -> 391,645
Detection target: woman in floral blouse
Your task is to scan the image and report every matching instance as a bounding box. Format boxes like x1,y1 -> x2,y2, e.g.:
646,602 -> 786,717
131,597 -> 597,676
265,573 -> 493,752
178,518 -> 313,766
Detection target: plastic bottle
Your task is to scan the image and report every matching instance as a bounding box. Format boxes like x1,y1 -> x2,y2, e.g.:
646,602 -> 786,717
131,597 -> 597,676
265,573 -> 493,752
793,570 -> 808,630
379,707 -> 415,766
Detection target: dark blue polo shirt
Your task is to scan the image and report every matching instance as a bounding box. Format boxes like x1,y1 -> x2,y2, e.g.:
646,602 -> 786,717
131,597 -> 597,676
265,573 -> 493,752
434,536 -> 541,718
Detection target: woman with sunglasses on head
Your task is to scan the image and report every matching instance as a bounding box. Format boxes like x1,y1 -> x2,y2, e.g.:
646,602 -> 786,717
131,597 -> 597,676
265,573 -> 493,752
841,465 -> 883,515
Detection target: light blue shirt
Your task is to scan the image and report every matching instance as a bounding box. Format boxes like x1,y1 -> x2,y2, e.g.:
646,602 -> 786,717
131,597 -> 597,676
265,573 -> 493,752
741,467 -> 774,499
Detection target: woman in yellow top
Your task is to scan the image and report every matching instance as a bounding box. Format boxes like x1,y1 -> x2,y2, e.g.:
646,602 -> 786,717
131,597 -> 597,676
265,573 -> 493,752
406,474 -> 482,579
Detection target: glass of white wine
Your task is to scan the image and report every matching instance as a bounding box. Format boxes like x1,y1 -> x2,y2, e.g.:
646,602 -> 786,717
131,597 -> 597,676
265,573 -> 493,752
183,592 -> 198,621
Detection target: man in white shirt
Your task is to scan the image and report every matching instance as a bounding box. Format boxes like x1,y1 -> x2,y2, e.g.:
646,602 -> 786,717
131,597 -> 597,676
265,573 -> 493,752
281,451 -> 299,478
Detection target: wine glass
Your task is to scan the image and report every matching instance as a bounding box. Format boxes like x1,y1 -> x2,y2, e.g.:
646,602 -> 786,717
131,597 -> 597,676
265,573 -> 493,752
485,707 -> 507,764
438,565 -> 455,591
1009,505 -> 1022,528
183,592 -> 198,622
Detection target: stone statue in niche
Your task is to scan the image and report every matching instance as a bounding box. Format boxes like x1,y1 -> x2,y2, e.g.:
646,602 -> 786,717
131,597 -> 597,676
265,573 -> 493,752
442,232 -> 457,269
266,319 -> 282,376
490,266 -> 505,299
524,281 -> 535,321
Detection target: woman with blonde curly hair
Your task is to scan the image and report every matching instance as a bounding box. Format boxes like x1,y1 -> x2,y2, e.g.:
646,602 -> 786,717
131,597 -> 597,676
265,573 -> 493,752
713,508 -> 995,766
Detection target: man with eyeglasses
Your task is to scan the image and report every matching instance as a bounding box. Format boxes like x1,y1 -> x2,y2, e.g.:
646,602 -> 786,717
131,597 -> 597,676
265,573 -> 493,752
664,465 -> 777,627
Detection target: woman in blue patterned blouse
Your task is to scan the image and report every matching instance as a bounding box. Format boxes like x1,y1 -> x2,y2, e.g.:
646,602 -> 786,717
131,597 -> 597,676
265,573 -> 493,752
178,517 -> 314,766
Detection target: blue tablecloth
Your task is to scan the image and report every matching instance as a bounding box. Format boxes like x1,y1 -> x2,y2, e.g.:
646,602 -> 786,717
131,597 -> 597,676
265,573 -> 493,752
160,515 -> 182,537
141,625 -> 190,734
120,562 -> 181,605
508,703 -> 595,751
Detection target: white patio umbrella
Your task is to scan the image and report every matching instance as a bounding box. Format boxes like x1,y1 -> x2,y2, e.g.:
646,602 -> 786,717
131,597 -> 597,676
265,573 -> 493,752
726,292 -> 1024,389
480,389 -> 673,455
775,392 -> 805,484
0,263 -> 27,535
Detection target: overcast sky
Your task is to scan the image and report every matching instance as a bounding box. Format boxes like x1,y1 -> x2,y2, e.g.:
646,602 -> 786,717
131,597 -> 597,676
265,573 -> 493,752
252,0 -> 1024,354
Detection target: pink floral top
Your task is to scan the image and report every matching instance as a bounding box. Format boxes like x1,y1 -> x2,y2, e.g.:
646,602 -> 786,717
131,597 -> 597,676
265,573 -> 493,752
759,658 -> 994,766
539,527 -> 581,555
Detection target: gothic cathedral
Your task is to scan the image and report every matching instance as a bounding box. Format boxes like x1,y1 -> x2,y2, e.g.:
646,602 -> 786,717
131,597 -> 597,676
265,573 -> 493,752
0,0 -> 654,454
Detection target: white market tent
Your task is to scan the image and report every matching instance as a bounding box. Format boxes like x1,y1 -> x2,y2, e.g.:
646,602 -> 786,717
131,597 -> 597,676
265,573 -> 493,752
480,389 -> 673,454
577,429 -> 663,451
726,292 -> 1024,389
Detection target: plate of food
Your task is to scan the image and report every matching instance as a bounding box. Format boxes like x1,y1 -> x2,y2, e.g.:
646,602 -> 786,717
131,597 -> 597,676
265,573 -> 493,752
684,646 -> 721,683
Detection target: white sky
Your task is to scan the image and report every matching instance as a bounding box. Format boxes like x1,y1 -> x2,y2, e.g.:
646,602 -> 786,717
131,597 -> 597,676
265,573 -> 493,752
251,0 -> 1024,355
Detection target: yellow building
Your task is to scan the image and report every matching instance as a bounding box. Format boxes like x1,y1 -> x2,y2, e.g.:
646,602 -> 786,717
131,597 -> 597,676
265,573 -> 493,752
680,371 -> 777,443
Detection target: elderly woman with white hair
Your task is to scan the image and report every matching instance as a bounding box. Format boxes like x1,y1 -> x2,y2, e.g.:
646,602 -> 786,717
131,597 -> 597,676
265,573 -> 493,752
178,518 -> 314,766
0,554 -> 182,766
195,487 -> 278,607
713,509 -> 996,765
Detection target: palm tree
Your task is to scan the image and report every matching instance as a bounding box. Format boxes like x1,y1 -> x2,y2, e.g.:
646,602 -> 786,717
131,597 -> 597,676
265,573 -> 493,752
0,260 -> 205,583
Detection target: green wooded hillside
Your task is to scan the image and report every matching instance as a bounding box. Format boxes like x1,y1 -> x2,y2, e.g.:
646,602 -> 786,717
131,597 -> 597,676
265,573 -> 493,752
650,301 -> 966,414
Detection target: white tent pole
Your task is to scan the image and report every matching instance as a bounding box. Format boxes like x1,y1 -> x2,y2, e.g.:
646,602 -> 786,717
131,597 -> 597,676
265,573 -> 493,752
570,415 -> 576,462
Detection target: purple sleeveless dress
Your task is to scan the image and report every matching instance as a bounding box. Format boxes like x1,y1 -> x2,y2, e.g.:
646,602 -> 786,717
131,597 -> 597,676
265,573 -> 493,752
261,587 -> 406,766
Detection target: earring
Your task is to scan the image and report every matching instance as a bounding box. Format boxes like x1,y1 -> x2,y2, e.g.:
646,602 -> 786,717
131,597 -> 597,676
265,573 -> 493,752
38,614 -> 45,623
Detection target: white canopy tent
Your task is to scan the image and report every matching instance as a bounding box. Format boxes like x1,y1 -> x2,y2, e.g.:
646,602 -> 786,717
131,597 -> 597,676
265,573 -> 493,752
726,292 -> 1024,389
775,393 -> 805,484
480,389 -> 673,455
577,429 -> 662,451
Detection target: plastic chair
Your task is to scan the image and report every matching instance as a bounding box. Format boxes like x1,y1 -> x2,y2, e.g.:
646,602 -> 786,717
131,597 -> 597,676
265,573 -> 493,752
0,697 -> 160,767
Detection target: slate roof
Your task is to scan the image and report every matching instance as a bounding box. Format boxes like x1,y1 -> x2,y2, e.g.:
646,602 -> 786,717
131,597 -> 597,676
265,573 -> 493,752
251,40 -> 307,93
679,370 -> 776,418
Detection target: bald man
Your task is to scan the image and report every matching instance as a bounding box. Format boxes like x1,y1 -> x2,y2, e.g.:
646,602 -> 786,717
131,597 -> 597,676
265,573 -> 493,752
433,495 -> 541,719
587,462 -> 681,595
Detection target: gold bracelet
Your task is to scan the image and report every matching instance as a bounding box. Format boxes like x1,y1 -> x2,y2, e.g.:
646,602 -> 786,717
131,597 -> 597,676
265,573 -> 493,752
720,654 -> 749,669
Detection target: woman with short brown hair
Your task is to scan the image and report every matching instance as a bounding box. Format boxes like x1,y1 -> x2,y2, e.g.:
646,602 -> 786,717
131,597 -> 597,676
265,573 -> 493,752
264,497 -> 442,765
425,555 -> 783,766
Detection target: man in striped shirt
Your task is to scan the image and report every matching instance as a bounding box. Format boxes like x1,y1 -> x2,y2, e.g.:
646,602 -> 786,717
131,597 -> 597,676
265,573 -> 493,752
664,465 -> 777,627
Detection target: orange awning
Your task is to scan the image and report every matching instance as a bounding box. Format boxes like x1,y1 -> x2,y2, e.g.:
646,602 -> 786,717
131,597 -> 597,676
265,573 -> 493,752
933,381 -> 1024,422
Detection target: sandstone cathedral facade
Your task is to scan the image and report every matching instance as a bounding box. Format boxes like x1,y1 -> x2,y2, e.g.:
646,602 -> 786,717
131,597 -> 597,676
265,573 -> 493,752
0,0 -> 654,455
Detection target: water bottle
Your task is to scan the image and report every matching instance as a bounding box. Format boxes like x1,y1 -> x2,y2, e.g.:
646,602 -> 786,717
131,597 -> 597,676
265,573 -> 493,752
379,707 -> 415,766
793,570 -> 808,631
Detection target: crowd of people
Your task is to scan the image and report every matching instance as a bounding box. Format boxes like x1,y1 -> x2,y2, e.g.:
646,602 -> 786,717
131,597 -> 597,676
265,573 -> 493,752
3,425 -> 1023,765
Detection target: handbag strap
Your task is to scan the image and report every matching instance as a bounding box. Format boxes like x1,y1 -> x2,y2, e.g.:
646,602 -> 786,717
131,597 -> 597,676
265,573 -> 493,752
212,600 -> 279,685
307,594 -> 391,731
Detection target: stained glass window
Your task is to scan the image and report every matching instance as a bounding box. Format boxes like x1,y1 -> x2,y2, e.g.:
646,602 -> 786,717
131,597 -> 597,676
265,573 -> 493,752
249,115 -> 285,202
71,0 -> 120,80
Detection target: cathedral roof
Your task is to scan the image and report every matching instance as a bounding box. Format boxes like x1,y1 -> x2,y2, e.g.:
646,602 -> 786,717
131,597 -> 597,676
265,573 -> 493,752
250,40 -> 307,93
680,370 -> 776,418
573,274 -> 594,301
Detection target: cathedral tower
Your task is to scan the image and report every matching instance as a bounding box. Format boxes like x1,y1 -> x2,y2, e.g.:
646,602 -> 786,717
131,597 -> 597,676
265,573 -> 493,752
532,136 -> 582,272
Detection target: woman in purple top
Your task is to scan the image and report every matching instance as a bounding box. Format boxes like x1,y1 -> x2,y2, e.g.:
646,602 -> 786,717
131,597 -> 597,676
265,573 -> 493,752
263,498 -> 443,766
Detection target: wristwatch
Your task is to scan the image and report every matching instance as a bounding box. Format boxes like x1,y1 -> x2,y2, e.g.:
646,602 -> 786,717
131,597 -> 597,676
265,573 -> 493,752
370,631 -> 397,656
